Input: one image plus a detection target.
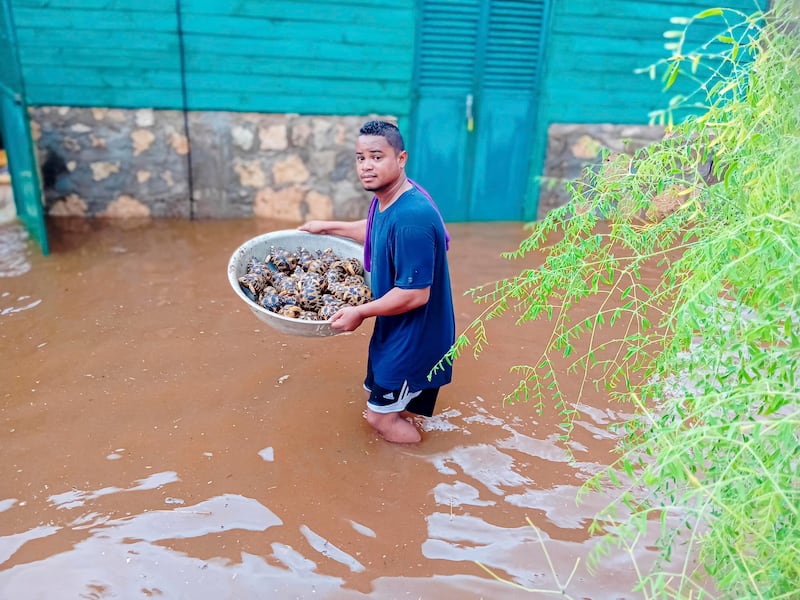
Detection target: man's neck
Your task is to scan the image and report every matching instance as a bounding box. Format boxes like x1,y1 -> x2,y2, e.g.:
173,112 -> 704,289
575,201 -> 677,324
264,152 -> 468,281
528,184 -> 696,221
377,177 -> 413,211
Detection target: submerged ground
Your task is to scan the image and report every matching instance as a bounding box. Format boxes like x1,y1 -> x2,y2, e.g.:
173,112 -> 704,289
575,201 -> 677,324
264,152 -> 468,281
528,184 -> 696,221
1,218 -> 667,599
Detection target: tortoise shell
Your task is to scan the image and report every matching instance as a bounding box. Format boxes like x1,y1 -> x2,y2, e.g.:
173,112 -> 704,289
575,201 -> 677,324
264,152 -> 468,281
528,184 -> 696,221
297,248 -> 315,270
340,257 -> 364,277
325,267 -> 344,288
305,258 -> 327,275
245,256 -> 262,274
318,301 -> 344,320
268,246 -> 298,274
238,272 -> 268,301
317,248 -> 340,268
342,284 -> 372,306
242,244 -> 368,322
343,274 -> 365,287
328,281 -> 347,301
297,279 -> 323,311
273,273 -> 298,297
279,304 -> 303,319
259,287 -> 284,312
321,293 -> 340,305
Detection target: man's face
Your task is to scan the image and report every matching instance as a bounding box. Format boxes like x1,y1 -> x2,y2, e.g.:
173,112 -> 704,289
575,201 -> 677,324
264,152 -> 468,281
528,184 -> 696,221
355,135 -> 407,192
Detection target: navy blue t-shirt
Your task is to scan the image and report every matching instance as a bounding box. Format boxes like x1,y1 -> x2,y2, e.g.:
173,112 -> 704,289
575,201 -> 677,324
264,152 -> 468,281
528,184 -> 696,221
367,187 -> 455,391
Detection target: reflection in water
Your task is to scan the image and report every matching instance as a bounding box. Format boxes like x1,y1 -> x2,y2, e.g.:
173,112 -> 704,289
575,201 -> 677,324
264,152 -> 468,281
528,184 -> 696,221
423,512 -> 547,589
433,481 -> 496,508
0,296 -> 41,316
299,524 -> 365,573
348,520 -> 376,538
429,443 -> 532,495
48,471 -> 180,510
90,494 -> 282,542
0,525 -> 60,565
0,222 -> 31,278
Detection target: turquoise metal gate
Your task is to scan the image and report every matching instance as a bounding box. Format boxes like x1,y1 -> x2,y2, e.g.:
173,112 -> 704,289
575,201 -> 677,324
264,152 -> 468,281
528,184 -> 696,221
0,0 -> 48,254
409,0 -> 550,222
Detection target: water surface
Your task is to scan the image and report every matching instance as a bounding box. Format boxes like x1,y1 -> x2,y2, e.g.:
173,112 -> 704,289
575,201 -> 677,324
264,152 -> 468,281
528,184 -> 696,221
1,218 -> 671,598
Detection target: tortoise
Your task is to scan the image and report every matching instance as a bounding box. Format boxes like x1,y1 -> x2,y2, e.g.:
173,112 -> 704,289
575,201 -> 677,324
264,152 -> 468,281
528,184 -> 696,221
294,268 -> 324,293
245,256 -> 262,274
343,274 -> 365,287
267,246 -> 298,274
279,304 -> 303,319
272,272 -> 299,297
340,257 -> 364,277
318,299 -> 345,320
316,248 -> 340,269
297,279 -> 324,311
324,266 -> 345,289
341,283 -> 372,306
258,286 -> 284,312
241,244 -> 370,322
328,281 -> 347,301
305,258 -> 327,275
297,247 -> 315,270
238,272 -> 268,301
246,257 -> 273,279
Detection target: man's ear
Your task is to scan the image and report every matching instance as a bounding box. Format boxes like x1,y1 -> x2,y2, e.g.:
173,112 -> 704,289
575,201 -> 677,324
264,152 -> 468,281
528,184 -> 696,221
398,150 -> 408,167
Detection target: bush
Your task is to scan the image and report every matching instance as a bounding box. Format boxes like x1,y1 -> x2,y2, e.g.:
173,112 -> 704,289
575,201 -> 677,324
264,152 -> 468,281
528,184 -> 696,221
441,2 -> 800,597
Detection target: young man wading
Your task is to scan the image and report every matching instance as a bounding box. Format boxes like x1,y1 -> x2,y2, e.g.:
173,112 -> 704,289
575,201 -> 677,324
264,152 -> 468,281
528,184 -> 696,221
300,120 -> 455,443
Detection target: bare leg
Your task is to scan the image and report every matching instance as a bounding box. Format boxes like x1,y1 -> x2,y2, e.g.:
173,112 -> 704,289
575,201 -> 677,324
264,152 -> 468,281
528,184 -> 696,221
366,409 -> 421,444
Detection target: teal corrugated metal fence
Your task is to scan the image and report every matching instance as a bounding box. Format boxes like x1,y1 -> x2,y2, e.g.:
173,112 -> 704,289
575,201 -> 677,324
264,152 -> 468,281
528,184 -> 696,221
540,0 -> 770,124
11,0 -> 414,117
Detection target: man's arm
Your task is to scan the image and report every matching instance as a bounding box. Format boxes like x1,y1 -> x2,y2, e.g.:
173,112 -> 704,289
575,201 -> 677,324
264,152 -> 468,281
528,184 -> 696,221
330,287 -> 430,332
299,219 -> 367,244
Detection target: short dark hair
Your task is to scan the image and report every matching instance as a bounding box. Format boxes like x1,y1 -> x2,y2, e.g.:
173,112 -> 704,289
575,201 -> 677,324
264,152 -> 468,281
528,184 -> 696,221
359,120 -> 405,153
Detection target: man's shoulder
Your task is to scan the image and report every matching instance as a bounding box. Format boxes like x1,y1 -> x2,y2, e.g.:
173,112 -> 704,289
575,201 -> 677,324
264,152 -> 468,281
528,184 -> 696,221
397,188 -> 439,217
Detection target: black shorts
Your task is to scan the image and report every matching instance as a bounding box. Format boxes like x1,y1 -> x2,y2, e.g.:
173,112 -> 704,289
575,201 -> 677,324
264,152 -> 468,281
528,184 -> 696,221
364,364 -> 440,417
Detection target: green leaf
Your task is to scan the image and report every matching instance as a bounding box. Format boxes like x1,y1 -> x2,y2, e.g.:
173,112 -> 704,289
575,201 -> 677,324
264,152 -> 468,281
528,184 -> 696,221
694,8 -> 724,19
665,62 -> 681,90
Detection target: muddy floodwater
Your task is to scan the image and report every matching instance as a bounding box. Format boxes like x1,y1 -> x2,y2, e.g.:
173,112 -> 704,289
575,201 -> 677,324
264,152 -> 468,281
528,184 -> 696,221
1,218 -> 669,599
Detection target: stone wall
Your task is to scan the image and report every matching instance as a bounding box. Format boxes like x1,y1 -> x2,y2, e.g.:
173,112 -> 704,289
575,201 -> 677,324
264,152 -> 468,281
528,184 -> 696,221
30,108 -> 382,221
538,123 -> 666,220
29,107 -> 668,222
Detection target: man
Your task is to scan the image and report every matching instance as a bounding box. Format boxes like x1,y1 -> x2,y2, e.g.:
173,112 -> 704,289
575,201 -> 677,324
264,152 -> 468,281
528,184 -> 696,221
299,120 -> 455,443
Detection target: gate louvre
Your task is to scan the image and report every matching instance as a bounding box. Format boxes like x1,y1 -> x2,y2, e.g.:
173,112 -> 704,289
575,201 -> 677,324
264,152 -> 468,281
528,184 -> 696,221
410,0 -> 549,222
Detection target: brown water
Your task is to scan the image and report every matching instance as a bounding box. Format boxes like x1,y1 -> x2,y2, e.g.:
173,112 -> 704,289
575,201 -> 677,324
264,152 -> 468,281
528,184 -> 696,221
1,218 -> 669,599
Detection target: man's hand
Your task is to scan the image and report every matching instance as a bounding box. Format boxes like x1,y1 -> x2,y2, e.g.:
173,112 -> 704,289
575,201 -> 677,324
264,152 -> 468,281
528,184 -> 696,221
330,305 -> 365,332
298,220 -> 330,235
297,219 -> 367,244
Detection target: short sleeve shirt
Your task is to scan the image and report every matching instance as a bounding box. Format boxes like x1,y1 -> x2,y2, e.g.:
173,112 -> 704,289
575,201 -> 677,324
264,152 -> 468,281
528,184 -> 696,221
367,187 -> 455,390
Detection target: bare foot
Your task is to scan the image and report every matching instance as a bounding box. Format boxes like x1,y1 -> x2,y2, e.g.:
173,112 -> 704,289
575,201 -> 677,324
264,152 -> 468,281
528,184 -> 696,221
367,410 -> 421,443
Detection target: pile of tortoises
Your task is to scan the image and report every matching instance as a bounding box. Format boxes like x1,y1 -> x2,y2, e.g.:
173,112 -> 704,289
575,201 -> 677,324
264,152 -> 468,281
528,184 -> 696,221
238,246 -> 372,321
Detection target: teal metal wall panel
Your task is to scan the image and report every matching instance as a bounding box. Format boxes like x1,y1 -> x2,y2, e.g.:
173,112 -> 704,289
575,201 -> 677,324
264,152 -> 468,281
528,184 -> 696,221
12,0 -> 182,108
539,0 -> 770,125
178,1 -> 414,116
9,0 -> 415,118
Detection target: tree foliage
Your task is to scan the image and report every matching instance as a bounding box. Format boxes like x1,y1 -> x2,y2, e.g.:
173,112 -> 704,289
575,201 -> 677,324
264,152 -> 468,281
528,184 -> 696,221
443,2 -> 800,597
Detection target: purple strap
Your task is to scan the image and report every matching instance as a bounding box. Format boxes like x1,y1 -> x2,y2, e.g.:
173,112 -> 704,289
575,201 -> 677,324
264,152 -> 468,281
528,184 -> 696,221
363,178 -> 451,272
